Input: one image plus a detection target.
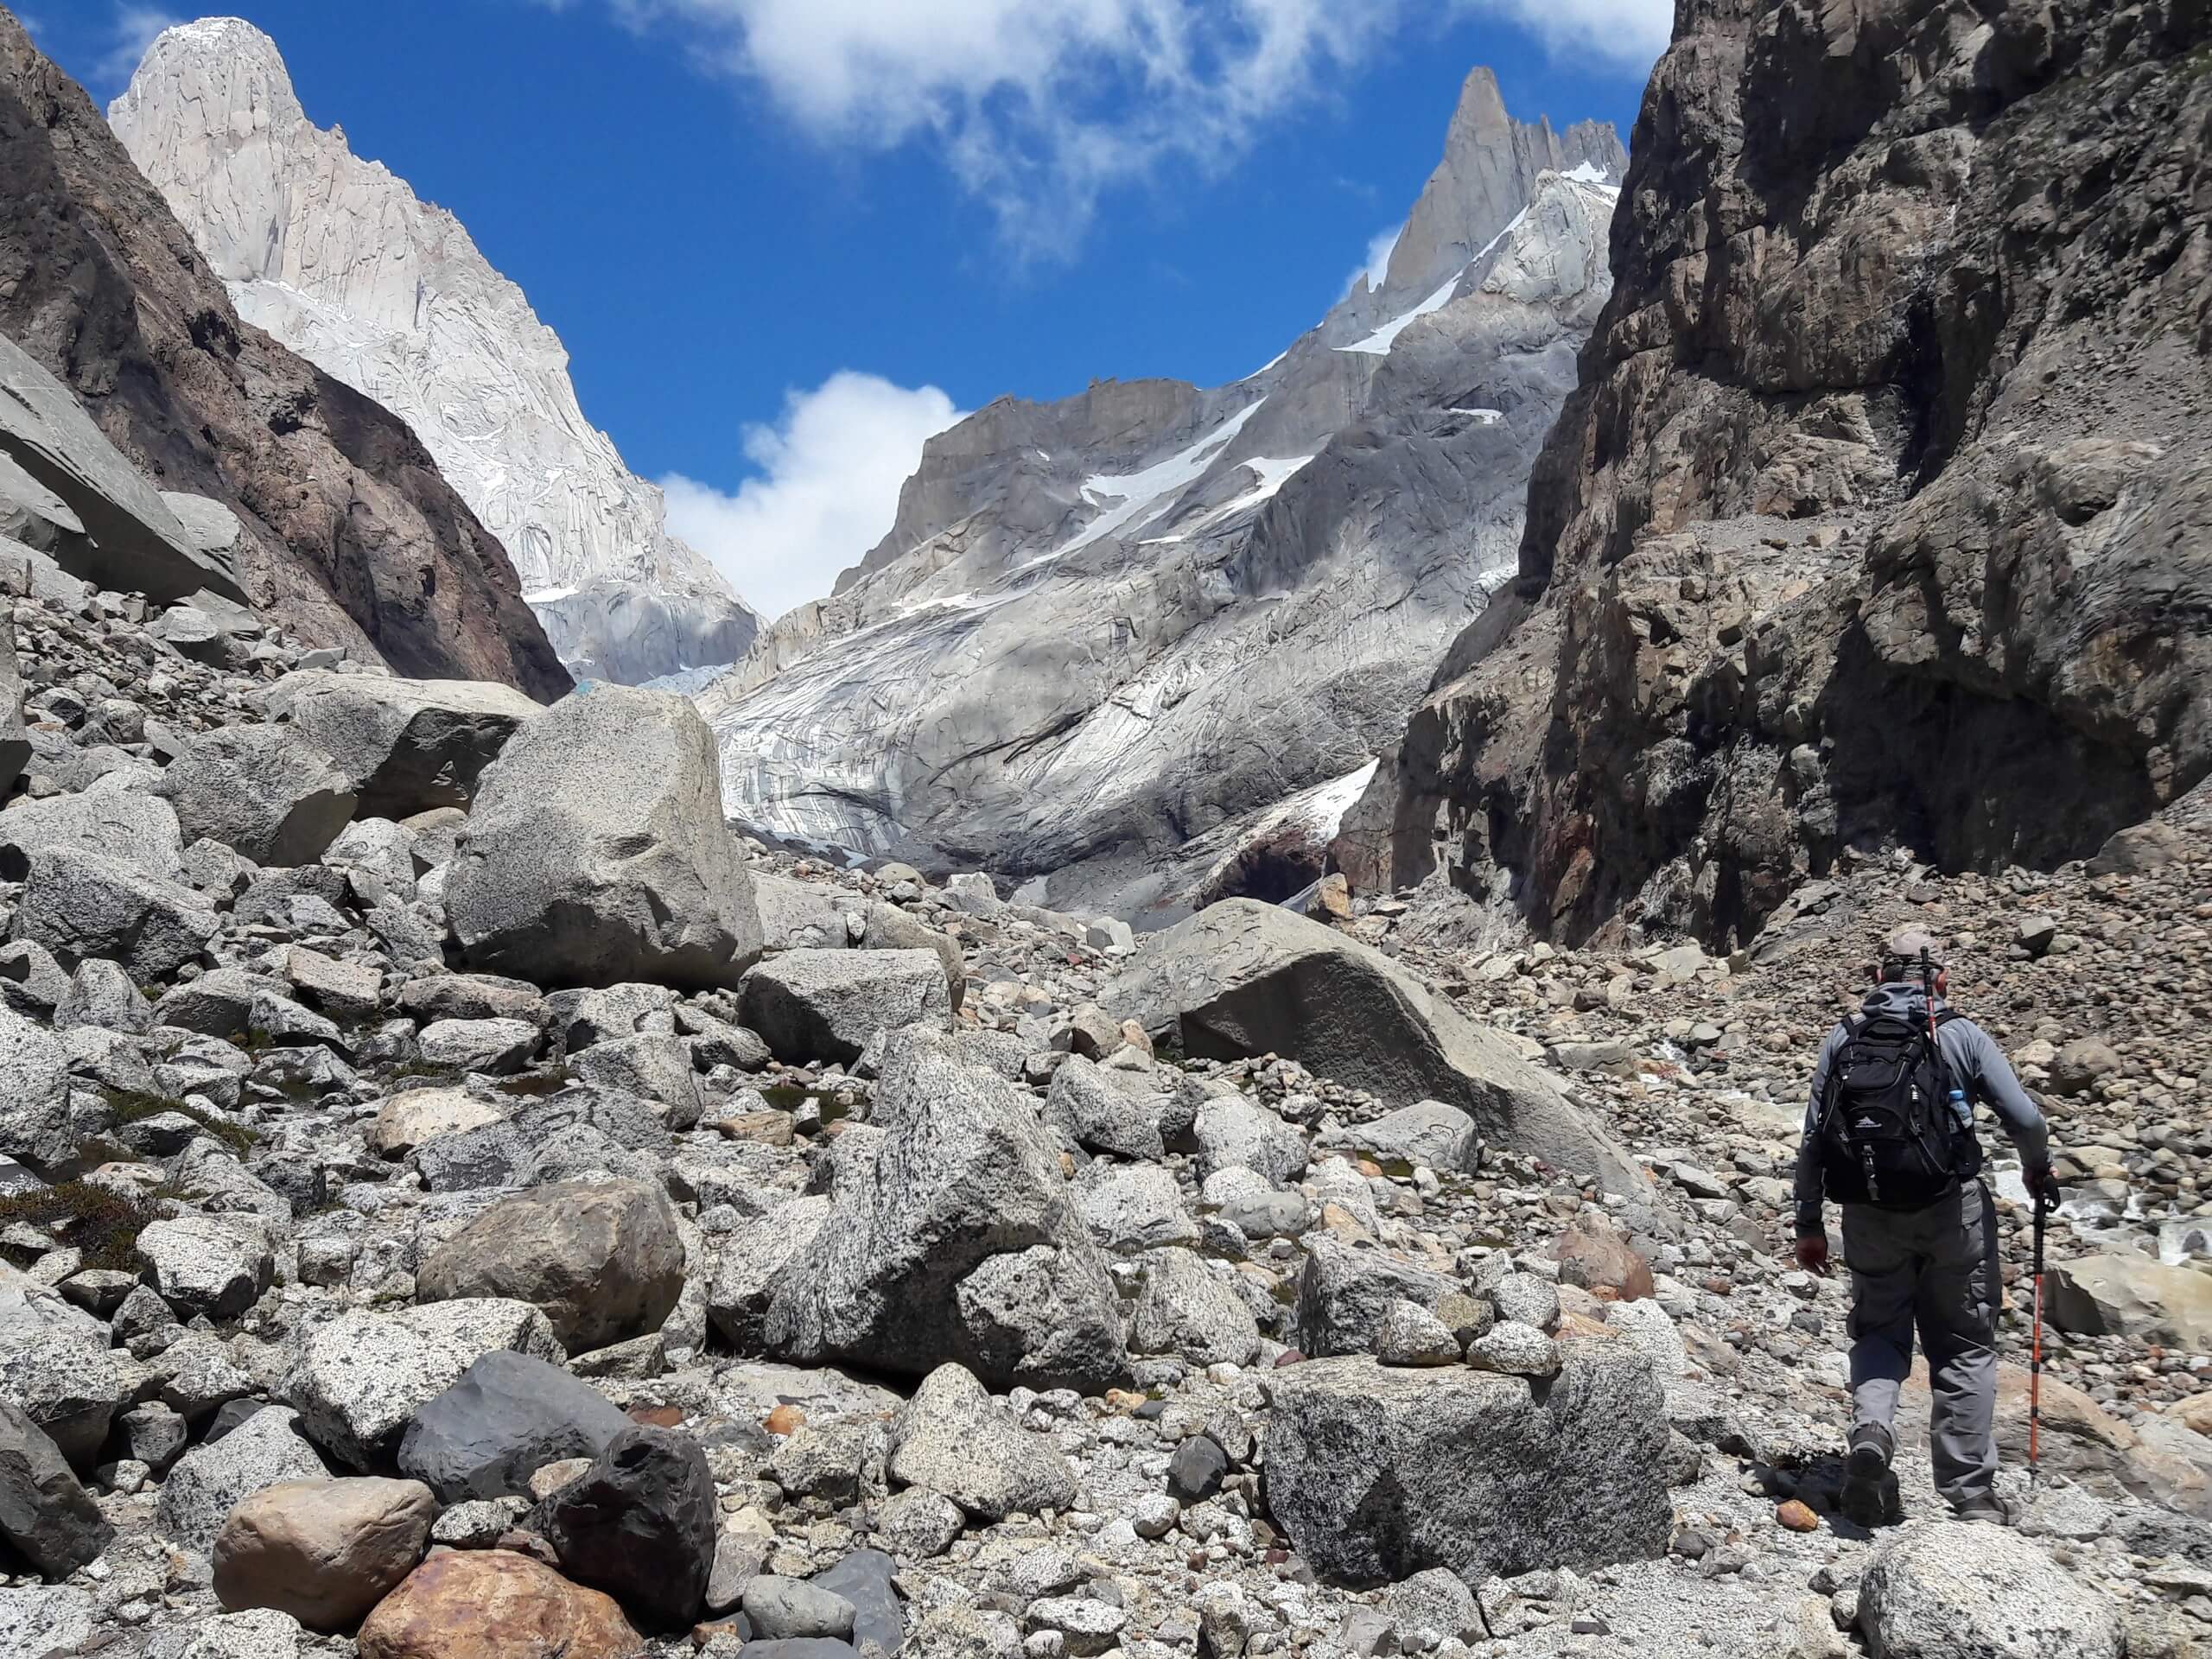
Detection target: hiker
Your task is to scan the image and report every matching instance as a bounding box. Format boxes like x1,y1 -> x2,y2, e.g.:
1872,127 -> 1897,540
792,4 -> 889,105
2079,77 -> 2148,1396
1792,933 -> 2060,1525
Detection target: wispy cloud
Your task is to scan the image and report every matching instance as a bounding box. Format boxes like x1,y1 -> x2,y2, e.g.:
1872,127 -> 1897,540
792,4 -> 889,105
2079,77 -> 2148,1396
1349,222 -> 1401,295
563,1 -> 1670,260
95,3 -> 181,86
661,371 -> 965,625
594,0 -> 1409,262
1459,0 -> 1673,67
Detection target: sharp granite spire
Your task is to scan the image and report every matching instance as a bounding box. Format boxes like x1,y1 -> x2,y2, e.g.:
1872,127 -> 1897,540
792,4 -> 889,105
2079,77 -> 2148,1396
109,16 -> 761,686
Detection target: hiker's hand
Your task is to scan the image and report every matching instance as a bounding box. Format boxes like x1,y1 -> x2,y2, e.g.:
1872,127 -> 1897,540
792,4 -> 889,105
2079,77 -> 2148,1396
2027,1163 -> 2063,1212
1795,1234 -> 1830,1276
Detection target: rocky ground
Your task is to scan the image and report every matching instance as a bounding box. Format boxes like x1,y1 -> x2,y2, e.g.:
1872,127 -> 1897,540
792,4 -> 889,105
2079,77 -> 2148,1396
1,548 -> 2208,1659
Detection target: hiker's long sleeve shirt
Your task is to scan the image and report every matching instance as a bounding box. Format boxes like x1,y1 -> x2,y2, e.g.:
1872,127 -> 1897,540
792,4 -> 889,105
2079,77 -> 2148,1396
1793,984 -> 2050,1237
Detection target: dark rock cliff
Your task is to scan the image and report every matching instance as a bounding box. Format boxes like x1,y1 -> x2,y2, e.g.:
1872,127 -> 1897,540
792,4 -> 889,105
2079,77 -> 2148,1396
1344,0 -> 2212,948
0,9 -> 569,698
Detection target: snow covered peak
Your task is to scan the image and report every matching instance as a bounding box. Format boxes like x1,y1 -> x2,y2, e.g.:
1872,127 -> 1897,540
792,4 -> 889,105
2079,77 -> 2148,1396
111,17 -> 760,683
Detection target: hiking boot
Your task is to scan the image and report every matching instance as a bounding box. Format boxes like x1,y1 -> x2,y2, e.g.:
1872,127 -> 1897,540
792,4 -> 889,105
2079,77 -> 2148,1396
1840,1424 -> 1897,1529
1951,1493 -> 2016,1526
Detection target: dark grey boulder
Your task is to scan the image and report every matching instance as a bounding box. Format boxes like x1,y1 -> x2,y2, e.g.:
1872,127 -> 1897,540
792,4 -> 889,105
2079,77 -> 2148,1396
537,1424 -> 715,1631
1166,1434 -> 1226,1504
397,1351 -> 632,1503
810,1550 -> 902,1656
0,1395 -> 111,1576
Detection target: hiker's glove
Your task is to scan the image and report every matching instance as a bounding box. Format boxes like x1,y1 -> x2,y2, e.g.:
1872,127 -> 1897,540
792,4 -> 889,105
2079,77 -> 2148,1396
2026,1163 -> 2063,1212
1794,1234 -> 1830,1276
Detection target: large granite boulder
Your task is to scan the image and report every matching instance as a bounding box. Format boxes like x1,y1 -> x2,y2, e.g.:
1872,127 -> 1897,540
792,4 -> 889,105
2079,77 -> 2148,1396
157,725 -> 359,867
0,613 -> 24,799
1128,1248 -> 1262,1366
1045,1055 -> 1177,1162
1856,1522 -> 2121,1658
762,1027 -> 1127,1392
10,847 -> 218,981
708,1196 -> 832,1355
270,670 -> 543,818
741,948 -> 952,1065
1294,1237 -> 1458,1358
414,1179 -> 685,1354
136,1214 -> 275,1320
156,1405 -> 330,1556
446,687 -> 762,990
1262,1351 -> 1669,1586
2050,1254 -> 2212,1353
280,1300 -> 564,1470
752,873 -> 964,1006
1325,1099 -> 1484,1173
0,1330 -> 124,1470
0,787 -> 186,881
886,1363 -> 1077,1522
1112,901 -> 1643,1197
0,1002 -> 69,1167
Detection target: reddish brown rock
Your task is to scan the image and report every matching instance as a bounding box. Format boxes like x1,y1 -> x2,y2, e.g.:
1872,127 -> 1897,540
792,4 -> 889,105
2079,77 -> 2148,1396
1554,1221 -> 1656,1302
356,1549 -> 642,1659
1776,1500 -> 1818,1534
763,1405 -> 805,1438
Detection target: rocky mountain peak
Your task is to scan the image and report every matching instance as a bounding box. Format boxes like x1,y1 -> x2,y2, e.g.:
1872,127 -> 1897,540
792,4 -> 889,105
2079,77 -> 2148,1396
111,17 -> 761,686
0,5 -> 568,695
1378,66 -> 1627,308
699,69 -> 1624,916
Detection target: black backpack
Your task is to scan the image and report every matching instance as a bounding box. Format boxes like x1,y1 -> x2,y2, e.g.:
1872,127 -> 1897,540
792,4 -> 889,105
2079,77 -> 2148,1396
1815,1009 -> 1981,1208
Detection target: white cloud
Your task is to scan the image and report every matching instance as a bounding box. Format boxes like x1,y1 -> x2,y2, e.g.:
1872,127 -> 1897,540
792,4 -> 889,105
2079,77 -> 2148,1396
1349,222 -> 1401,295
604,0 -> 1402,259
663,372 -> 964,625
1454,0 -> 1672,68
95,3 -> 181,85
584,0 -> 1669,259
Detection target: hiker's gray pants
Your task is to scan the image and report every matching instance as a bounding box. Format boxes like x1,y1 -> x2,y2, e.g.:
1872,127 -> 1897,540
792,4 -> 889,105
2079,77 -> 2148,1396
1840,1180 -> 1999,1507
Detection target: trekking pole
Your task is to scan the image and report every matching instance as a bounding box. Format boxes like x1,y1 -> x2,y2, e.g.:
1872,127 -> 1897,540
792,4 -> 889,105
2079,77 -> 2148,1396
2030,1183 -> 2049,1499
1919,945 -> 1939,1045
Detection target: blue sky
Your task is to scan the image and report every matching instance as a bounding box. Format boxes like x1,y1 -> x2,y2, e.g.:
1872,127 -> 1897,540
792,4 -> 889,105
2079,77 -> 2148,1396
31,0 -> 1668,619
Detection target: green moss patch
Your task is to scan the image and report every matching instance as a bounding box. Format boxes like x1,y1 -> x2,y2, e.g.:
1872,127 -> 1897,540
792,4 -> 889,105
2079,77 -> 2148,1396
0,1182 -> 160,1274
105,1089 -> 258,1157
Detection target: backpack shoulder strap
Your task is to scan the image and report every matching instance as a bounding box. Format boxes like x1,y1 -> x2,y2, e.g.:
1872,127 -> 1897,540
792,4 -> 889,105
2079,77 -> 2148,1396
1816,1017 -> 1867,1128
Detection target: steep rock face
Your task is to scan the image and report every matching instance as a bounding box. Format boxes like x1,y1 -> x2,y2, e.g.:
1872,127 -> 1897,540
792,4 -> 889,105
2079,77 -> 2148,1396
0,8 -> 566,698
1348,0 -> 2212,947
111,17 -> 760,687
699,70 -> 1624,918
